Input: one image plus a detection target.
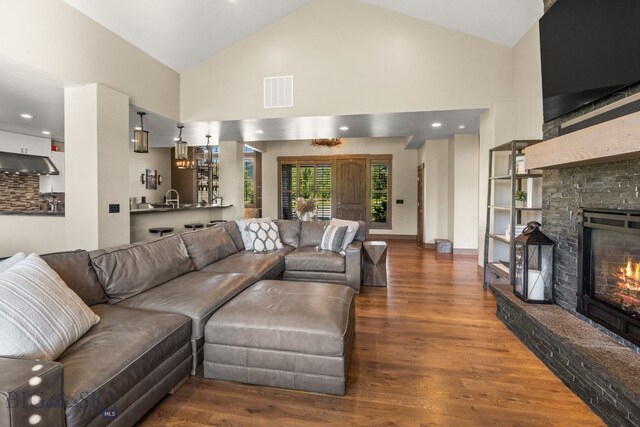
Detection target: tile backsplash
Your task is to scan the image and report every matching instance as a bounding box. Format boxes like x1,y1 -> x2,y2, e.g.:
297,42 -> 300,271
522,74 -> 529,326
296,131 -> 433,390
0,174 -> 64,211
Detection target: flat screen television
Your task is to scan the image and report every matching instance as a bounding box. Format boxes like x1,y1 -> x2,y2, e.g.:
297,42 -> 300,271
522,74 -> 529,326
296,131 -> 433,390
540,0 -> 640,122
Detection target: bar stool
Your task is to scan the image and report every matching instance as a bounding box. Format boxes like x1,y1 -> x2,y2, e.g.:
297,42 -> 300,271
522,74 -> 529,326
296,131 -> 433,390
149,227 -> 174,237
185,223 -> 204,231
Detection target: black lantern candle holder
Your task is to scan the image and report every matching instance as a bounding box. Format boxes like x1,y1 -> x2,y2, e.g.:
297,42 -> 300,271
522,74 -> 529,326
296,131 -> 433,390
514,221 -> 554,303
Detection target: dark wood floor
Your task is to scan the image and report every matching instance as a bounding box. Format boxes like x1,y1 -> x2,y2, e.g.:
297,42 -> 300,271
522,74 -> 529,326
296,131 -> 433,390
139,241 -> 603,426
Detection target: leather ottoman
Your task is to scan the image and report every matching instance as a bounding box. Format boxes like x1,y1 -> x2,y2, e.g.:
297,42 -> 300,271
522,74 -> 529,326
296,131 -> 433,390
203,280 -> 356,395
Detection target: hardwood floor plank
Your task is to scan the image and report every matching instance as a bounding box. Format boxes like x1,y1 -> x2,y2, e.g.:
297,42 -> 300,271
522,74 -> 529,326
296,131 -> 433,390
138,241 -> 603,426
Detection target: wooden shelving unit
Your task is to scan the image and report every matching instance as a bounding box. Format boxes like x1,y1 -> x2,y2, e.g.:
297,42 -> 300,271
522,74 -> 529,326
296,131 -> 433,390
483,140 -> 543,288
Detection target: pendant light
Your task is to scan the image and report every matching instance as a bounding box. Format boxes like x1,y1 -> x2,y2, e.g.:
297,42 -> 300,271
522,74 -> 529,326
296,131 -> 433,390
133,112 -> 149,153
204,134 -> 213,166
174,125 -> 188,160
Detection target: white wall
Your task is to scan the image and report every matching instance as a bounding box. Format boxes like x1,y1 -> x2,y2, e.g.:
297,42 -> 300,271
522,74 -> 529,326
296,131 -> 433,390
129,147 -> 172,203
261,137 -> 417,236
181,0 -> 513,122
0,0 -> 180,119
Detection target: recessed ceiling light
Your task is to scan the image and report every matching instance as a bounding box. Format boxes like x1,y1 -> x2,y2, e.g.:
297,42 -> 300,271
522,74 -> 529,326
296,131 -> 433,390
255,130 -> 264,134
339,126 -> 349,131
431,122 -> 442,128
458,124 -> 467,130
41,131 -> 51,135
20,113 -> 33,119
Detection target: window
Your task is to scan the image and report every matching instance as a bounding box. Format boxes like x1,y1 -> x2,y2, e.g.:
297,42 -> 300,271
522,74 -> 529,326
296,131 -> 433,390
244,157 -> 255,206
244,147 -> 261,209
279,160 -> 333,220
278,155 -> 391,227
370,159 -> 391,228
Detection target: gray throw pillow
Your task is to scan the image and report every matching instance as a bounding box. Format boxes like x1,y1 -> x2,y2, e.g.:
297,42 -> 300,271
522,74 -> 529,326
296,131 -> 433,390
318,224 -> 348,253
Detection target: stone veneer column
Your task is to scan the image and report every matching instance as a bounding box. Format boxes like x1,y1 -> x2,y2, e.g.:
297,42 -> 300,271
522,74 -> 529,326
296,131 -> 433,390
218,141 -> 245,221
64,84 -> 130,250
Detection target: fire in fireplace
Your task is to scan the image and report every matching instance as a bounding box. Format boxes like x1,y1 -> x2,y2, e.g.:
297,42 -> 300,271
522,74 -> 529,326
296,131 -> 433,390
578,208 -> 640,347
605,258 -> 640,316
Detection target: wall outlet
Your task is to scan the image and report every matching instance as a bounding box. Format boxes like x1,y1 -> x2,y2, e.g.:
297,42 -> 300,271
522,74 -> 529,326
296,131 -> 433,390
109,204 -> 120,213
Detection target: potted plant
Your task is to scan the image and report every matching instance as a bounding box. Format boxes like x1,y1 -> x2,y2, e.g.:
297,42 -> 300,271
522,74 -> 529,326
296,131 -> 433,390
295,197 -> 317,221
515,190 -> 527,208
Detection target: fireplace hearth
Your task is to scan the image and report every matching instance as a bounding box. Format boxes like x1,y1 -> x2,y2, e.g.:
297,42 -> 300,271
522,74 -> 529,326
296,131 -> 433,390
578,208 -> 640,347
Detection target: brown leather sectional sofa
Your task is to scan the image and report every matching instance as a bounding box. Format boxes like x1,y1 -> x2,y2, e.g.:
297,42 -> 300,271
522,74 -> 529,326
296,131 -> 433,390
0,219 -> 366,427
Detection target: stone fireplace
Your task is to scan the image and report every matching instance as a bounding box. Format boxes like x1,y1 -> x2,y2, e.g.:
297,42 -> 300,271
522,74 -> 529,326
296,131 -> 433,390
577,208 -> 640,347
541,155 -> 640,349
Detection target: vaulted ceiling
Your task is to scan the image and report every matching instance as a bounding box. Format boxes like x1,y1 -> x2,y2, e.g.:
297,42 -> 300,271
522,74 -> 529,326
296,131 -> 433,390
63,0 -> 542,73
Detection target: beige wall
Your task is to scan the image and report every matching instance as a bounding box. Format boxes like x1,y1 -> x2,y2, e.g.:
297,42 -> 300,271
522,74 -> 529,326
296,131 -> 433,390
261,137 -> 417,236
418,135 -> 479,249
181,0 -> 513,122
0,216 -> 66,258
0,0 -> 180,119
513,23 -> 544,140
475,21 -> 544,264
65,84 -> 130,251
219,141 -> 246,220
478,102 -> 517,265
129,147 -> 172,203
418,139 -> 450,244
451,134 -> 480,250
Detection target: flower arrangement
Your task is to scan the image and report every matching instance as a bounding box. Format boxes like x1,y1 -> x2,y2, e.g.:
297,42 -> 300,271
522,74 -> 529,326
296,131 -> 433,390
295,197 -> 317,221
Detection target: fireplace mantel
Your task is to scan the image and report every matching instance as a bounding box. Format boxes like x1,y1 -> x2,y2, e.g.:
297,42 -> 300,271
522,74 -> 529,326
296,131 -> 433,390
525,110 -> 640,169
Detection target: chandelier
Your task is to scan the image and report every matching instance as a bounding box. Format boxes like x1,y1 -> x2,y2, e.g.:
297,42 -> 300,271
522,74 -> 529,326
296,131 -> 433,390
311,138 -> 342,147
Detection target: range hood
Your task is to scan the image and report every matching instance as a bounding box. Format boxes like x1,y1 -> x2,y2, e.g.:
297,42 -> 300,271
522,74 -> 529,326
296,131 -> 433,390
0,151 -> 59,175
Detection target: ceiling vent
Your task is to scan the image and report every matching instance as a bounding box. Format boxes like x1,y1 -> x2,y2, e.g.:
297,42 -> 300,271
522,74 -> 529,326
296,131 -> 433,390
264,76 -> 293,109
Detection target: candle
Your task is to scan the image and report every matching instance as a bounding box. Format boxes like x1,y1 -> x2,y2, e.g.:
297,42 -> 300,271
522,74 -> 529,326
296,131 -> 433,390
528,270 -> 545,300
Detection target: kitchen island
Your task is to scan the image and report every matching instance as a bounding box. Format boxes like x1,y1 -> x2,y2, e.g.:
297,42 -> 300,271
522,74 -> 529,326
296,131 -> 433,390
130,204 -> 234,242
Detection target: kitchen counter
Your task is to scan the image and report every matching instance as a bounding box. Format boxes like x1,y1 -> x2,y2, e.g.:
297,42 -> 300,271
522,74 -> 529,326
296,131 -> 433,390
130,204 -> 233,215
129,204 -> 236,243
0,210 -> 64,217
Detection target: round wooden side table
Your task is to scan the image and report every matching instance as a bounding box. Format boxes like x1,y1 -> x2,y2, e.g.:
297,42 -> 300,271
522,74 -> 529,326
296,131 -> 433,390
362,241 -> 388,287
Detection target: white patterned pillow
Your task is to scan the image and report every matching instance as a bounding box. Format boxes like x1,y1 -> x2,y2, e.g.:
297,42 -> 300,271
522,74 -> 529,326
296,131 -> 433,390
236,217 -> 272,251
248,222 -> 283,253
0,253 -> 100,361
318,224 -> 349,254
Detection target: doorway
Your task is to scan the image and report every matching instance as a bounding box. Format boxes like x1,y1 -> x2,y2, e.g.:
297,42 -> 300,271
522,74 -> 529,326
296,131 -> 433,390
335,158 -> 368,222
417,163 -> 424,248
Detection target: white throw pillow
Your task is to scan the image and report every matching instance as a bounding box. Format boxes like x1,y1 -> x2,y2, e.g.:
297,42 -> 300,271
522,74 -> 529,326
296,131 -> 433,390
0,252 -> 27,274
0,253 -> 100,361
236,217 -> 272,251
330,218 -> 360,250
248,222 -> 283,253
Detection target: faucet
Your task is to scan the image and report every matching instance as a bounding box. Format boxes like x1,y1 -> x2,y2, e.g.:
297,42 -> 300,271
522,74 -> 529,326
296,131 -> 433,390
166,189 -> 180,209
